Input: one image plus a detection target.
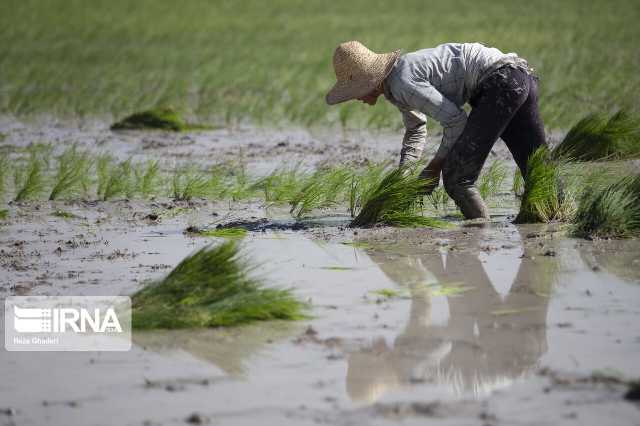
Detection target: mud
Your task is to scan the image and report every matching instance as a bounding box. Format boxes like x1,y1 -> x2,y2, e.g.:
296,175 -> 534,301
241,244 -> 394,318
0,118 -> 638,426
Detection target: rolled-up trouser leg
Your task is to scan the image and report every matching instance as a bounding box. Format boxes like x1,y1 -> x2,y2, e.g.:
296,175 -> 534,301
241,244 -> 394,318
443,67 -> 531,219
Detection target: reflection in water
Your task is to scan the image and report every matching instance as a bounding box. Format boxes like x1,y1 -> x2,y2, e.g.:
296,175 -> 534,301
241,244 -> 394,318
578,238 -> 640,284
347,229 -> 558,402
133,321 -> 298,377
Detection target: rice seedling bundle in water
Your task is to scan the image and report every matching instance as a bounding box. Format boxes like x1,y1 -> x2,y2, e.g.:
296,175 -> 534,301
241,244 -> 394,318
553,110 -> 640,161
515,148 -> 574,223
350,163 -> 446,228
572,175 -> 640,238
131,241 -> 306,329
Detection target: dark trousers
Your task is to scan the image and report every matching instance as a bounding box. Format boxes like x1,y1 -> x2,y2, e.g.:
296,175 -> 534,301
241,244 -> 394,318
442,66 -> 547,219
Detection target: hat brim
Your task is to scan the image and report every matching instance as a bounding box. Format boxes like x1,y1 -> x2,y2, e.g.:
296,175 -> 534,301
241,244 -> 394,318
325,50 -> 401,105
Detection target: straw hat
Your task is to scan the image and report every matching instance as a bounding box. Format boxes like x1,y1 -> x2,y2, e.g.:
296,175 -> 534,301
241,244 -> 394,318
326,41 -> 401,105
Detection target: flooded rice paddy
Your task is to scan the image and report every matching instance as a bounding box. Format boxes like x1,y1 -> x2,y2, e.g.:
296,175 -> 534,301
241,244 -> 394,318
0,119 -> 639,425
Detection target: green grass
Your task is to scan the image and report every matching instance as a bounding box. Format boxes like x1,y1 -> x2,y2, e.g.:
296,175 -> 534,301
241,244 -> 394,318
1,0 -> 638,129
515,148 -> 574,223
48,146 -> 92,200
131,241 -> 307,329
111,107 -> 206,131
571,175 -> 640,238
553,110 -> 640,161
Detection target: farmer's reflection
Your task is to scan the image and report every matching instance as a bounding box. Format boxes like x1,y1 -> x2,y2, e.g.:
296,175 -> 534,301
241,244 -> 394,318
346,233 -> 554,402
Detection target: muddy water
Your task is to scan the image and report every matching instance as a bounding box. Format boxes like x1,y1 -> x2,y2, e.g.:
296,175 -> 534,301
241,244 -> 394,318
1,211 -> 639,425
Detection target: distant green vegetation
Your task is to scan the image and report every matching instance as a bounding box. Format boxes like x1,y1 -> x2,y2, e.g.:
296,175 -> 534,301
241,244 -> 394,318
131,241 -> 306,329
0,0 -> 638,129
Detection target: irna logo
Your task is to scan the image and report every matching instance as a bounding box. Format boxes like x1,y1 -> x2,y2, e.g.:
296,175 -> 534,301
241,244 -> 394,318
13,306 -> 122,333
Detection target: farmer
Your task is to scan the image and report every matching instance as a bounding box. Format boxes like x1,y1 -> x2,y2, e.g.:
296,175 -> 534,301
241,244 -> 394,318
326,41 -> 547,219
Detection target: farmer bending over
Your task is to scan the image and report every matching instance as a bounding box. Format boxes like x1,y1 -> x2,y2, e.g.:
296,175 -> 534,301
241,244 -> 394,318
326,41 -> 547,219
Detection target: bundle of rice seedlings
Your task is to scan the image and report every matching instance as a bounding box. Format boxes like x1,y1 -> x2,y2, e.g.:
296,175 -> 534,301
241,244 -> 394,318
111,107 -> 200,131
571,175 -> 640,238
13,153 -> 46,201
350,163 -> 445,228
553,110 -> 640,161
514,148 -> 575,223
348,162 -> 389,217
194,227 -> 248,239
171,165 -> 210,200
134,160 -> 162,198
478,160 -> 508,200
131,241 -> 306,329
289,166 -> 352,218
48,146 -> 92,200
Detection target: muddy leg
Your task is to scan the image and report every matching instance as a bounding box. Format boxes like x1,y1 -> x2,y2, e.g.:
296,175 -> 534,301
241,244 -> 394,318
443,67 -> 531,219
499,74 -> 547,177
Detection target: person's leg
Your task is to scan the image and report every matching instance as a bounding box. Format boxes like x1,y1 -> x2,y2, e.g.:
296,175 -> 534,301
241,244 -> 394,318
499,75 -> 547,177
443,67 -> 531,219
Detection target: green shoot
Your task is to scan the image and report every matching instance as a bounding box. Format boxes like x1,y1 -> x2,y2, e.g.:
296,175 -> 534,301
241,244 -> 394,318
48,146 -> 92,200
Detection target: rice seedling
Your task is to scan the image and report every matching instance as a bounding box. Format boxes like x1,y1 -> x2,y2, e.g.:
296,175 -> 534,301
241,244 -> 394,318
553,110 -> 640,161
289,166 -> 353,218
478,160 -> 508,200
110,107 -> 202,131
348,162 -> 389,217
370,288 -> 404,299
48,146 -> 92,200
571,175 -> 640,238
252,164 -> 307,204
512,168 -> 524,198
0,209 -> 8,220
131,241 -> 307,329
193,227 -> 248,239
350,163 -> 445,228
100,158 -> 134,200
426,186 -> 451,212
0,154 -> 9,201
52,209 -> 79,219
171,165 -> 210,200
133,160 -> 162,199
225,163 -> 257,202
13,153 -> 46,201
514,148 -> 575,223
96,154 -> 114,199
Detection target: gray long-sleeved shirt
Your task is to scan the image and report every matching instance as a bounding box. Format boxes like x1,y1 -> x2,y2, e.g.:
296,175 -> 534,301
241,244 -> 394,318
382,43 -> 528,165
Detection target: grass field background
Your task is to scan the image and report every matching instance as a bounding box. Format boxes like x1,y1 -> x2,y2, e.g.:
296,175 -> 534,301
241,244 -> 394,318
0,0 -> 638,129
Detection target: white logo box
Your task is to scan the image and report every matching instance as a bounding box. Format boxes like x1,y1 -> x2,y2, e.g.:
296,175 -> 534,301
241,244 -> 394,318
4,296 -> 131,351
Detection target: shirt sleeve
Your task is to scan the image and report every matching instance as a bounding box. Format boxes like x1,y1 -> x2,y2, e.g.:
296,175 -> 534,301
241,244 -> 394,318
399,109 -> 427,165
394,81 -> 467,162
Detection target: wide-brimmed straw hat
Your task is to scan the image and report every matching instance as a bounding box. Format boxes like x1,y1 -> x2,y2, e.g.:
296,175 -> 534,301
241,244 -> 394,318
326,41 -> 401,105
